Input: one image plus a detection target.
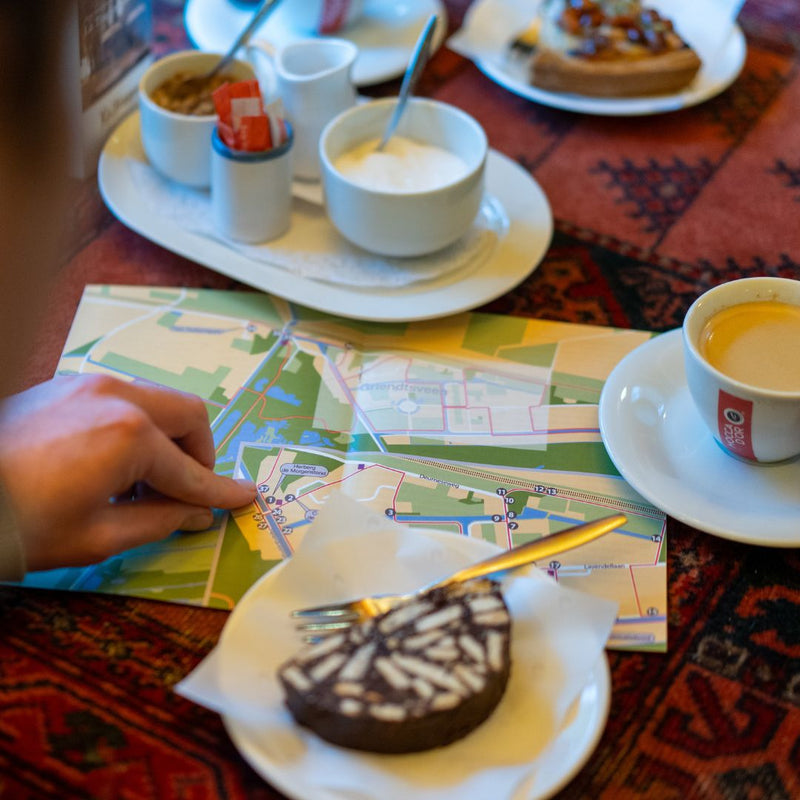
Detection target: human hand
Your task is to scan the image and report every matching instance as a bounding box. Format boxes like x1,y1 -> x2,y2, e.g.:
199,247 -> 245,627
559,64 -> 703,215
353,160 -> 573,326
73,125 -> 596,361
0,374 -> 257,572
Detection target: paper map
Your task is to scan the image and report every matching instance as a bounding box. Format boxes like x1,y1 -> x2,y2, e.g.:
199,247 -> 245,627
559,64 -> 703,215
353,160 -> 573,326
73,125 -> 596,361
27,285 -> 666,650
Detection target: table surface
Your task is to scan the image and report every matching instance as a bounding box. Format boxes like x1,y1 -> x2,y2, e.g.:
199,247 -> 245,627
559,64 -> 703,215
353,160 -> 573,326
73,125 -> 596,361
2,1 -> 800,798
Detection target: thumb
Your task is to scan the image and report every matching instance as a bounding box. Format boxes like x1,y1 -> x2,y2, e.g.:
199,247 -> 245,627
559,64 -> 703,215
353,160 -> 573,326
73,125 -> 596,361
83,500 -> 218,565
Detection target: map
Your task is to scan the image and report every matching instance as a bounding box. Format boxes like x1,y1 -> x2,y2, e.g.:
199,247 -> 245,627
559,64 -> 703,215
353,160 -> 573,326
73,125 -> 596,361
30,285 -> 666,650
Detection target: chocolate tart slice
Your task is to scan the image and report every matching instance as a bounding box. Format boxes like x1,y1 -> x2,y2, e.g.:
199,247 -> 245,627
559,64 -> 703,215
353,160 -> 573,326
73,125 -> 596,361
278,579 -> 512,753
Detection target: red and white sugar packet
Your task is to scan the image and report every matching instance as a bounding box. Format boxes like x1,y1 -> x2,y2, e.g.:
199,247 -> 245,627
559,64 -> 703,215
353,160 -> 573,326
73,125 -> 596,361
212,80 -> 289,152
264,98 -> 289,150
319,0 -> 354,33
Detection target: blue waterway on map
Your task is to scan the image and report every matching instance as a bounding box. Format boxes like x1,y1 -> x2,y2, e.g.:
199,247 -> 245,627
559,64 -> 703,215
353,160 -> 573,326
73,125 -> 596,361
392,509 -> 551,527
172,325 -> 239,334
215,413 -> 339,461
239,420 -> 266,441
217,420 -> 268,458
214,409 -> 242,441
218,419 -> 340,460
299,430 -> 335,447
250,378 -> 301,404
265,386 -> 302,406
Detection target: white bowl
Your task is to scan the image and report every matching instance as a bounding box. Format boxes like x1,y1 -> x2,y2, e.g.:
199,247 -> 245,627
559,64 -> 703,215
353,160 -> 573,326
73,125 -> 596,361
139,50 -> 255,188
319,98 -> 488,257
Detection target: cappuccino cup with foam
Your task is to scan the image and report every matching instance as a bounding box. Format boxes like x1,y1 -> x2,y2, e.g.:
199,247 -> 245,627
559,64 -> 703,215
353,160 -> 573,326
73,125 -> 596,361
682,277 -> 800,463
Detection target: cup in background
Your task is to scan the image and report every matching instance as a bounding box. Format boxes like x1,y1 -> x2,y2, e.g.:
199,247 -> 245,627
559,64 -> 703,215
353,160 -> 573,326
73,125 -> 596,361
279,0 -> 364,35
248,38 -> 358,182
139,50 -> 256,188
210,124 -> 294,243
682,277 -> 800,463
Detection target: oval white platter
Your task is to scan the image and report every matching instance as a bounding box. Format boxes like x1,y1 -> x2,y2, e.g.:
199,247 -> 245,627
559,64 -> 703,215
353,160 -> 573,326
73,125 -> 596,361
99,111 -> 553,323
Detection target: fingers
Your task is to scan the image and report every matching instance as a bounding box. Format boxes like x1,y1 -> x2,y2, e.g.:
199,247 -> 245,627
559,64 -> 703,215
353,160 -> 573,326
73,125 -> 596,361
131,416 -> 256,509
79,501 -> 220,567
21,498 -> 222,573
129,380 -> 220,469
2,374 -> 258,574
69,375 -> 257,508
93,377 -> 220,469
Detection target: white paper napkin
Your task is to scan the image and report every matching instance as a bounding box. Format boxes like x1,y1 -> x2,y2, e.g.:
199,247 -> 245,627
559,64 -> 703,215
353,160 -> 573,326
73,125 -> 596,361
127,160 -> 505,290
177,494 -> 618,800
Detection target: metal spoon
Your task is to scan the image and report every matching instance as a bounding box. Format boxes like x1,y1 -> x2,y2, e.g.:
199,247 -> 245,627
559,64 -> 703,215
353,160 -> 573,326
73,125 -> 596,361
375,14 -> 439,151
179,0 -> 284,94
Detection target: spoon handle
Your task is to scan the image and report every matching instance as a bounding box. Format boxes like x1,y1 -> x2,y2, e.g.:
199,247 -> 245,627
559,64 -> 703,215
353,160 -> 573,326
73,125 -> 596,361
376,14 -> 439,151
212,0 -> 284,77
431,513 -> 627,590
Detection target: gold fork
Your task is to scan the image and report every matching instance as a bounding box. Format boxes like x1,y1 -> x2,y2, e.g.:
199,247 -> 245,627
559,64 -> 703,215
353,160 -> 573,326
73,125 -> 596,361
291,513 -> 627,635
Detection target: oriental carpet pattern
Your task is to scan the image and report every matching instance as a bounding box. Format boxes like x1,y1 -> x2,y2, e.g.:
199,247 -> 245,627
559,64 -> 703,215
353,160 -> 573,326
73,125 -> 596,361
2,0 -> 800,798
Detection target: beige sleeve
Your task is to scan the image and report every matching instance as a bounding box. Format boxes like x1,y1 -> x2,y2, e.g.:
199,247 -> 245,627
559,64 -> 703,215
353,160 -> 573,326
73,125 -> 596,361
0,479 -> 25,581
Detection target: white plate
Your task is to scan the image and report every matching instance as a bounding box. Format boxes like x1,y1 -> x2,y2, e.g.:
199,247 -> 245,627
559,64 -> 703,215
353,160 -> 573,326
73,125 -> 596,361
599,330 -> 800,546
476,23 -> 746,116
184,0 -> 448,87
98,112 -> 553,323
221,528 -> 611,800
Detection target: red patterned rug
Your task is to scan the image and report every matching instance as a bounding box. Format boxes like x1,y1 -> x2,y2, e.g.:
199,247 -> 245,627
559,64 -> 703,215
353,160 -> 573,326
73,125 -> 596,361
2,1 -> 800,798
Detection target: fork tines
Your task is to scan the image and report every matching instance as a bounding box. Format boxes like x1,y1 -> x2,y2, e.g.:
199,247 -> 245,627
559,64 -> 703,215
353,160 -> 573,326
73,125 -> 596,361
291,605 -> 359,620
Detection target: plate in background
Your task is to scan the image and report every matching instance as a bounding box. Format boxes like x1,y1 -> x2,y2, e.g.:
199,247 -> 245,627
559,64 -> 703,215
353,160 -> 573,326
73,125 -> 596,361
185,0 -> 448,87
477,24 -> 746,116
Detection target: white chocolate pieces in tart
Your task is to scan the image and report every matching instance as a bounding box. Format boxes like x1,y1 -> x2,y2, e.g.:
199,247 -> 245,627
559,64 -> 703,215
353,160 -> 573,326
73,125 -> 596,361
511,0 -> 702,97
277,579 -> 512,754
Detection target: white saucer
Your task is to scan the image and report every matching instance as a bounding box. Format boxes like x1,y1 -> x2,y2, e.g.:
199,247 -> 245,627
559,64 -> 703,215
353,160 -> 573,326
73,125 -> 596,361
98,111 -> 553,323
599,330 -> 800,546
219,528 -> 611,800
476,23 -> 746,116
184,0 -> 448,87
225,661 -> 610,800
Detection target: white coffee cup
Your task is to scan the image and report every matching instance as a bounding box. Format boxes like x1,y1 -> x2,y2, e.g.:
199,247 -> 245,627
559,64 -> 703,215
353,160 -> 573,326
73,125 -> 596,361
279,0 -> 364,34
682,277 -> 800,464
248,38 -> 358,182
138,50 -> 256,188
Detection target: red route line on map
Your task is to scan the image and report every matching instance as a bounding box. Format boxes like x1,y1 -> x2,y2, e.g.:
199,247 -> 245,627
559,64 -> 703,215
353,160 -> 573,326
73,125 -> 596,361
215,393 -> 334,460
216,343 -> 295,454
290,464 -> 405,504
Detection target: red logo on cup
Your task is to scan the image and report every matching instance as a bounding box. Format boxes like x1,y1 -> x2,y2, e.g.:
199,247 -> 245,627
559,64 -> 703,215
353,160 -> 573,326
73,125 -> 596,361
717,390 -> 755,460
319,0 -> 352,33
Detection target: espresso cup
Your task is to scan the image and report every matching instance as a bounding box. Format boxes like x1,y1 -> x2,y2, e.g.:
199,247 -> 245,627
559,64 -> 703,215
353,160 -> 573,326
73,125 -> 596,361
138,50 -> 256,188
279,0 -> 364,34
682,277 -> 800,463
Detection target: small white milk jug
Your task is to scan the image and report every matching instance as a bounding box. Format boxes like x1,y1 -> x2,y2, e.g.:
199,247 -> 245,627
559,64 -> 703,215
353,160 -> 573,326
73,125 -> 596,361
249,37 -> 358,182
